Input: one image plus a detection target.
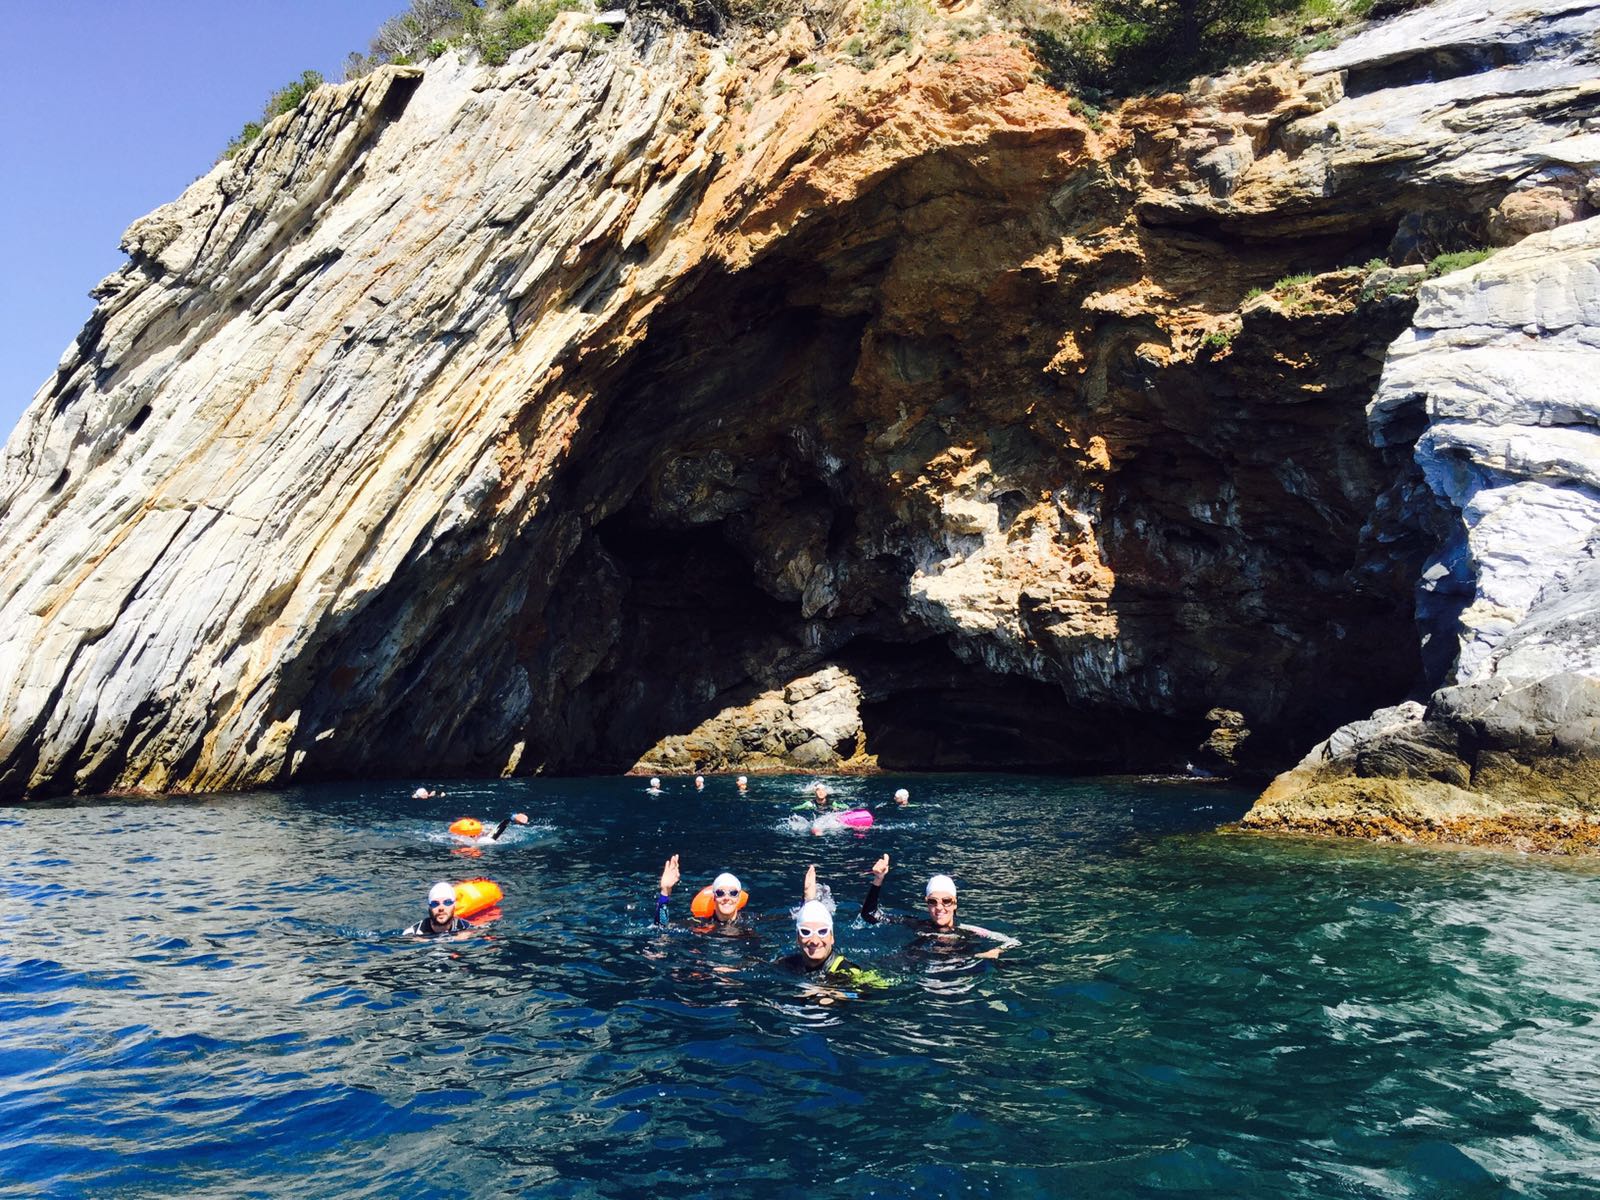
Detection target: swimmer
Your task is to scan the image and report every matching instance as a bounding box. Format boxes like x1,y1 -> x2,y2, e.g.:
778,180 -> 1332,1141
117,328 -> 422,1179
646,776 -> 664,796
448,813 -> 529,840
777,866 -> 889,992
655,854 -> 753,934
736,775 -> 749,794
694,775 -> 705,791
403,882 -> 473,937
793,783 -> 833,813
859,855 -> 1019,959
412,786 -> 440,800
893,788 -> 910,807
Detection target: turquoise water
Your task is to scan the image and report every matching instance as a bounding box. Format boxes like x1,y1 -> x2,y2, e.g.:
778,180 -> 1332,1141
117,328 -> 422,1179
4,774 -> 1600,1198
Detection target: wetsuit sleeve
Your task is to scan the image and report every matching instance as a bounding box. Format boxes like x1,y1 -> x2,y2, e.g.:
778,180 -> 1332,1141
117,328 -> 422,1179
958,923 -> 1020,949
490,817 -> 512,840
861,882 -> 884,922
403,922 -> 422,936
655,893 -> 671,926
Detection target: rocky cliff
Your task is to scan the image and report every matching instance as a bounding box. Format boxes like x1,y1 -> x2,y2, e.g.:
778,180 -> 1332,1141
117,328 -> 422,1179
1,0 -> 1597,802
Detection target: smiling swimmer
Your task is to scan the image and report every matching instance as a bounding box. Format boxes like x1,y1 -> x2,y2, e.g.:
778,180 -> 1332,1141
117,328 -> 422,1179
403,882 -> 473,937
655,855 -> 753,935
859,855 -> 1019,959
776,864 -> 889,989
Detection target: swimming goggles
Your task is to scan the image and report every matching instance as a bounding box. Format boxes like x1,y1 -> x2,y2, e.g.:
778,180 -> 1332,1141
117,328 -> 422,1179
428,898 -> 455,908
926,897 -> 956,908
798,925 -> 831,938
712,888 -> 740,899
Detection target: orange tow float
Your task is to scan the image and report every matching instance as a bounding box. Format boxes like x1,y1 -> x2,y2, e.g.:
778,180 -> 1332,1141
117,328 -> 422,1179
453,878 -> 503,920
448,817 -> 484,837
690,885 -> 749,918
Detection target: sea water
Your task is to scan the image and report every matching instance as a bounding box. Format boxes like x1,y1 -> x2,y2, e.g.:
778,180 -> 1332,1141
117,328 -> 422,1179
3,774 -> 1599,1198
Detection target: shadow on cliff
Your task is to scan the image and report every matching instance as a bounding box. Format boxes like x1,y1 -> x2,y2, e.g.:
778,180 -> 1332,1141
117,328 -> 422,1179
268,116 -> 1436,786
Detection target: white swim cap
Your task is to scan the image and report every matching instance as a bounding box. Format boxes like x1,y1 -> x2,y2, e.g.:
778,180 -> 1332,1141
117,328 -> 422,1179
695,775 -> 704,784
894,788 -> 910,801
649,777 -> 661,787
796,900 -> 833,932
428,881 -> 457,904
711,872 -> 742,894
924,874 -> 957,899
737,775 -> 748,784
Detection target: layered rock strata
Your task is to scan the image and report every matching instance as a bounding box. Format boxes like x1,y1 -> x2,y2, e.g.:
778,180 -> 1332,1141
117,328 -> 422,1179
1244,217 -> 1600,850
1,0 -> 1597,798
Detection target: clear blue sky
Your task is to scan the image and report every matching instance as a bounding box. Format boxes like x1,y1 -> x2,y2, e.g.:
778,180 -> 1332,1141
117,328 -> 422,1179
0,1 -> 406,443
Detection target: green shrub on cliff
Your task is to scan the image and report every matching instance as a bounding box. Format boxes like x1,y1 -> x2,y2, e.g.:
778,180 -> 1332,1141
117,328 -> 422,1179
222,70 -> 326,159
476,0 -> 587,63
1427,248 -> 1493,277
1022,0 -> 1369,96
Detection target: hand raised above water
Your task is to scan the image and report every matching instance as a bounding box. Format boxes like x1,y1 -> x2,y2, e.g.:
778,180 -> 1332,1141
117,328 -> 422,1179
660,854 -> 680,896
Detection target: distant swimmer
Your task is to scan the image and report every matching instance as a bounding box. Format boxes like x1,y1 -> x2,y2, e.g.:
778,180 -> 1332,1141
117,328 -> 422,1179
448,813 -> 529,840
778,878 -> 890,993
694,775 -> 705,791
894,788 -> 910,807
646,777 -> 664,796
403,882 -> 473,937
655,854 -> 753,935
736,775 -> 749,794
859,856 -> 1019,959
412,787 -> 441,800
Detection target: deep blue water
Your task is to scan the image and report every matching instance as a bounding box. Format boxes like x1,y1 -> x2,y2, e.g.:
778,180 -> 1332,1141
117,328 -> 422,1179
4,773 -> 1600,1198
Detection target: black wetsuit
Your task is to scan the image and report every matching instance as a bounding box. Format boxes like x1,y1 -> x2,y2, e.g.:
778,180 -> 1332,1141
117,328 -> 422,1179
655,894 -> 755,936
778,950 -> 888,988
859,883 -> 1017,954
404,915 -> 472,936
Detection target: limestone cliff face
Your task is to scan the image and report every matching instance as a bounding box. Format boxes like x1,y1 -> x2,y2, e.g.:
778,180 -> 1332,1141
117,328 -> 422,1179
1242,216 -> 1600,850
1,0 -> 1597,799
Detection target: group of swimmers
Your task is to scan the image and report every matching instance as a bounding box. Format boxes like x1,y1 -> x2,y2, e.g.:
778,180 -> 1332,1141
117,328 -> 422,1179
405,778 -> 1014,992
654,851 -> 1020,990
645,776 -> 912,812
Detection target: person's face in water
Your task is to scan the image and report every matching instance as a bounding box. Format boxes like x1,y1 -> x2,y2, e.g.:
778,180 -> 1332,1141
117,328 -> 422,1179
713,885 -> 741,921
428,895 -> 457,928
813,785 -> 830,808
797,916 -> 834,963
925,890 -> 957,930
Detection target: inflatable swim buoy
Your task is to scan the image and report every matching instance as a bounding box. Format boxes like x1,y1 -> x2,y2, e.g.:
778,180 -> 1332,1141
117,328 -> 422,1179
836,809 -> 874,828
449,817 -> 484,837
690,885 -> 749,918
453,878 -> 503,919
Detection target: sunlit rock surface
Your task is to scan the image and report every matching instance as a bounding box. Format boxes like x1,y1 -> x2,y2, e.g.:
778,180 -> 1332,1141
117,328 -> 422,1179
1245,217 -> 1600,849
1,0 -> 1597,800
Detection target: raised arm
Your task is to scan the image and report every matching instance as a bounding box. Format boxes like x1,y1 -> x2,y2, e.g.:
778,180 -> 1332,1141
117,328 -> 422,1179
656,854 -> 680,926
490,812 -> 530,840
802,863 -> 817,902
860,854 -> 890,921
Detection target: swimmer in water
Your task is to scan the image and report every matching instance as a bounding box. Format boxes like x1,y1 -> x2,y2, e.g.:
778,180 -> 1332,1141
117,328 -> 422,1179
412,786 -> 440,800
448,813 -> 529,840
859,855 -> 1019,959
777,865 -> 889,992
655,854 -> 754,935
793,783 -> 834,813
646,777 -> 664,796
893,788 -> 910,807
736,775 -> 749,794
403,882 -> 474,937
694,775 -> 705,791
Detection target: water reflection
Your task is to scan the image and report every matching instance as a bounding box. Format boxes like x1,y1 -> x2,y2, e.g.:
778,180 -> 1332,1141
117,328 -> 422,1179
8,775 -> 1600,1196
